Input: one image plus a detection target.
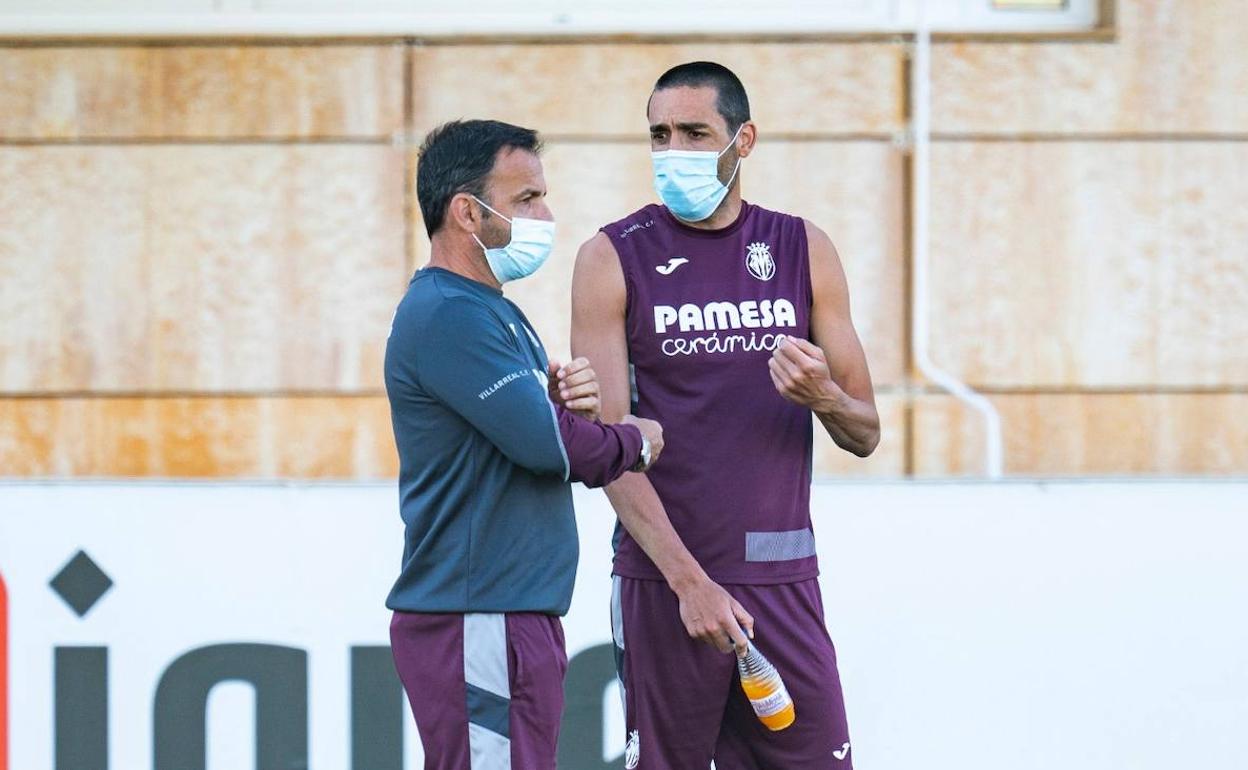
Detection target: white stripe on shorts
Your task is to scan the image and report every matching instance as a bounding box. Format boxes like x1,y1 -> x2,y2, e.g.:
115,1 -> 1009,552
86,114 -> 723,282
464,613 -> 511,769
611,576 -> 626,652
611,575 -> 627,713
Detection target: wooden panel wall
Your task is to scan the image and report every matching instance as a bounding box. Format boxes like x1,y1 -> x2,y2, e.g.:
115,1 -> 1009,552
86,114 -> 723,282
0,0 -> 1244,478
922,0 -> 1248,475
0,45 -> 407,478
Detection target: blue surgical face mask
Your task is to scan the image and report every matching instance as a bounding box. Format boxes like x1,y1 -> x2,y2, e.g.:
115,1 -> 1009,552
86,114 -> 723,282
471,196 -> 556,284
651,124 -> 744,222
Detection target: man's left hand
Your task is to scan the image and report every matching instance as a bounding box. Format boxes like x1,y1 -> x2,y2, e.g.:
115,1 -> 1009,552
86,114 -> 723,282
768,336 -> 844,411
548,357 -> 602,422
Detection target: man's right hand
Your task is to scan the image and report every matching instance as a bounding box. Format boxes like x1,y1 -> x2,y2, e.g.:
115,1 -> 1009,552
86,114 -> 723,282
674,575 -> 755,654
620,415 -> 664,471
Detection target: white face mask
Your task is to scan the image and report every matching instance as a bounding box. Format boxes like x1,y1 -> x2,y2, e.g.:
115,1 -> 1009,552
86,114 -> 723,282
471,196 -> 556,284
650,124 -> 744,222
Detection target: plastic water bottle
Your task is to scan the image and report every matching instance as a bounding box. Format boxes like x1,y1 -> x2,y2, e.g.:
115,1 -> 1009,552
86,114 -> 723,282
737,642 -> 796,731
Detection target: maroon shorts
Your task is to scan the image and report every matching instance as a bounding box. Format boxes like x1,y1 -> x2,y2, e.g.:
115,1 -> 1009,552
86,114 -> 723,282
611,577 -> 853,769
390,611 -> 568,770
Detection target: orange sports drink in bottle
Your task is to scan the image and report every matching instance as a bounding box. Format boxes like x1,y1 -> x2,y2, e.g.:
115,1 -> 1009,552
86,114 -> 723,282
737,641 -> 796,731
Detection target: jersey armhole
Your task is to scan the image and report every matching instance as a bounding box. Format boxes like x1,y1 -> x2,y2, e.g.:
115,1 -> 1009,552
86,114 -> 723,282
797,218 -> 815,320
600,228 -> 635,329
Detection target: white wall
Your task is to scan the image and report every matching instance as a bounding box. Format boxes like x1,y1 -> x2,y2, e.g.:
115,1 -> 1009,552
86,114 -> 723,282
1,480 -> 1245,769
0,0 -> 1100,36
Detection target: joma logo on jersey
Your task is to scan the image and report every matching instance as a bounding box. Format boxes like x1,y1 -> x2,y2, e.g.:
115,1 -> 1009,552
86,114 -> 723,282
653,299 -> 798,335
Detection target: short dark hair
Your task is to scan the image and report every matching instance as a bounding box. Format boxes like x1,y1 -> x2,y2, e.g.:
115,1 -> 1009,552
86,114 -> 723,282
416,119 -> 543,238
651,61 -> 751,133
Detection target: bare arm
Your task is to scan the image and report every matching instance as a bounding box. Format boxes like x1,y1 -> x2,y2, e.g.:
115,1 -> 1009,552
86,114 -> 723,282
768,221 -> 880,457
571,232 -> 753,654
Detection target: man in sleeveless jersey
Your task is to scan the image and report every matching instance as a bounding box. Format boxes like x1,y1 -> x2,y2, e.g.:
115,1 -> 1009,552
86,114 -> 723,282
571,62 -> 880,769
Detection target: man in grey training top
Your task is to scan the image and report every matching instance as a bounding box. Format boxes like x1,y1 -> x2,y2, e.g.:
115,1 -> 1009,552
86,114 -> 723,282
384,119 -> 664,770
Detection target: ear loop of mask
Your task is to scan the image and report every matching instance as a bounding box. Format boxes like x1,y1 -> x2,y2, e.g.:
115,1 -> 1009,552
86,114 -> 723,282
718,124 -> 746,189
470,195 -> 510,252
718,123 -> 745,158
472,195 -> 512,224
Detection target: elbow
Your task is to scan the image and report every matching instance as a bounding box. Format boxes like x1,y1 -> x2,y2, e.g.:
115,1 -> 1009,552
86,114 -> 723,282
549,457 -> 573,481
852,428 -> 881,458
520,452 -> 570,481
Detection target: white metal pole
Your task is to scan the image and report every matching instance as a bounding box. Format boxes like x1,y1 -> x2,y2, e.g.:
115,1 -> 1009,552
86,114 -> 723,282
910,0 -> 1005,478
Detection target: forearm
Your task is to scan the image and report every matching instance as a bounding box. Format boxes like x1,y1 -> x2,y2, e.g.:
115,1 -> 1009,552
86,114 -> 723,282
604,473 -> 707,591
558,406 -> 643,488
814,389 -> 881,457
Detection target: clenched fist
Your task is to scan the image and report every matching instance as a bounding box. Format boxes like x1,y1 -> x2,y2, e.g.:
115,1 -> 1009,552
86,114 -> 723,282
768,336 -> 845,410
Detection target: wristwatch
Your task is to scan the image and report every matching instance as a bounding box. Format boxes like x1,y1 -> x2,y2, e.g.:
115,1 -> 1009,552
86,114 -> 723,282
632,434 -> 652,473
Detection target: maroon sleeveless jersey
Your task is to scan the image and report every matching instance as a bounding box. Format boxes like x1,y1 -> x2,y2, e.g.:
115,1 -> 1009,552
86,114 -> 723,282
602,201 -> 818,585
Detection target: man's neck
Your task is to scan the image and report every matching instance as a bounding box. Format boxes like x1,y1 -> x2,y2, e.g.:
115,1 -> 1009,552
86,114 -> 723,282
427,236 -> 502,291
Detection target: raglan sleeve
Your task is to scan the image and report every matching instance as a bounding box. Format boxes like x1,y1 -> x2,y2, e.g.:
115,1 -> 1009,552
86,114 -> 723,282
417,298 -> 572,479
417,298 -> 642,485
